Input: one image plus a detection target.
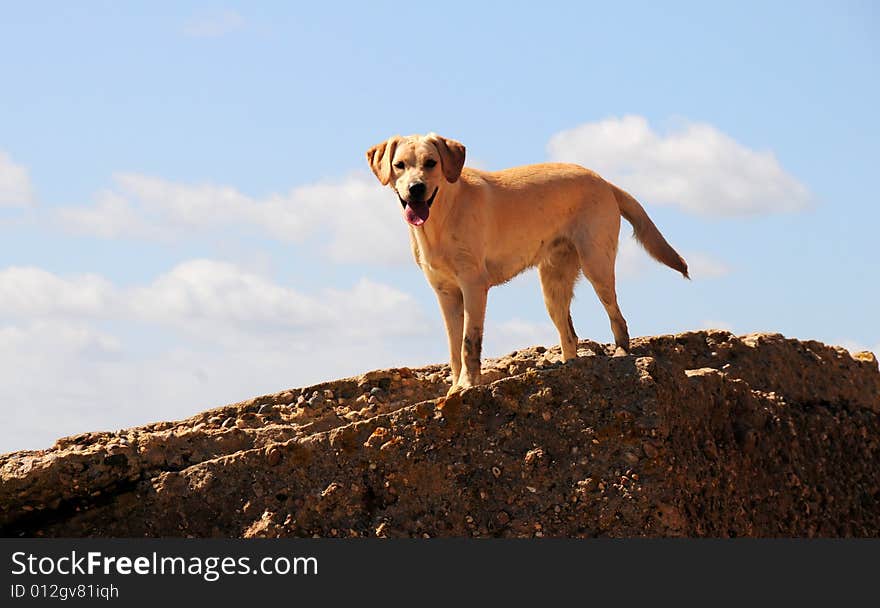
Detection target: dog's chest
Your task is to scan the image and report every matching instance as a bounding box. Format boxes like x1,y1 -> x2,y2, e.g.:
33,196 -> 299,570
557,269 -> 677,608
415,242 -> 453,275
410,229 -> 466,278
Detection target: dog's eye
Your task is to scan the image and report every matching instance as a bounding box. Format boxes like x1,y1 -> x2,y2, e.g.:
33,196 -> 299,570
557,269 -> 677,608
424,159 -> 437,168
394,161 -> 405,169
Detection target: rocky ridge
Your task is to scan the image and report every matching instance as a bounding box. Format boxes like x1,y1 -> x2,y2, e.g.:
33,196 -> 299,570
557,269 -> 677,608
1,330 -> 878,537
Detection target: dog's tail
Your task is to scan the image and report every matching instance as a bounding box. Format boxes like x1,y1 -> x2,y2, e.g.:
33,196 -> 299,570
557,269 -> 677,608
612,184 -> 689,279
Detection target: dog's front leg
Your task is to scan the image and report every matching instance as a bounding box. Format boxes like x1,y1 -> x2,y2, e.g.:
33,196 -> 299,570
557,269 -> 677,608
454,279 -> 488,393
433,284 -> 464,387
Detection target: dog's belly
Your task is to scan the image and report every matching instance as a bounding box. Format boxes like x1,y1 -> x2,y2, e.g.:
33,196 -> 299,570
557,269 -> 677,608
483,202 -> 580,286
486,236 -> 564,285
484,202 -> 579,285
486,254 -> 535,285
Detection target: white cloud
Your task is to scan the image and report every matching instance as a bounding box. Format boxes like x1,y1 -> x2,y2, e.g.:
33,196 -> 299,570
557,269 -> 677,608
547,115 -> 811,216
128,260 -> 426,339
0,317 -> 435,453
129,259 -> 329,328
1,320 -> 129,451
0,150 -> 35,207
0,320 -> 121,357
0,260 -> 437,452
289,177 -> 408,264
113,173 -> 256,230
683,252 -> 731,279
182,9 -> 245,38
484,318 -> 559,357
0,260 -> 427,340
324,278 -> 426,338
55,172 -> 411,265
700,320 -> 735,332
616,235 -> 651,277
56,190 -> 164,240
0,266 -> 116,317
838,339 -> 880,357
614,233 -> 729,280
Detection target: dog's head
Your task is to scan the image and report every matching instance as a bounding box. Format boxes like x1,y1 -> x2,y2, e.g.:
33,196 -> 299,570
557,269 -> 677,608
366,133 -> 466,227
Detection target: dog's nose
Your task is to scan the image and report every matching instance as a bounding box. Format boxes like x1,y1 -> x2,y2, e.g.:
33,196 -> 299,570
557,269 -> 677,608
409,182 -> 427,199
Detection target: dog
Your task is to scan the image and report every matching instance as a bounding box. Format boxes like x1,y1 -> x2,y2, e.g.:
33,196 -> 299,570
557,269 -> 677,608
367,133 -> 688,395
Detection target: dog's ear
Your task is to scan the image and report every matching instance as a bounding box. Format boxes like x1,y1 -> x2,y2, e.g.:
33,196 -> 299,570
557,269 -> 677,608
366,136 -> 401,186
427,133 -> 466,183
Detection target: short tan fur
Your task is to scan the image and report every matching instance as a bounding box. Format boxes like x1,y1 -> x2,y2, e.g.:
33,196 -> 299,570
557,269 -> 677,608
367,133 -> 688,394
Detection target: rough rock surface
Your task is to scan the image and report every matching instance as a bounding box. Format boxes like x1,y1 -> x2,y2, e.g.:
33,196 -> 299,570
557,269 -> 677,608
2,331 -> 878,537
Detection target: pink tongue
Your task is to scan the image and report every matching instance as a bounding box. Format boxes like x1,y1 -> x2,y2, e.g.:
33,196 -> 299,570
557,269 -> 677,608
404,201 -> 430,226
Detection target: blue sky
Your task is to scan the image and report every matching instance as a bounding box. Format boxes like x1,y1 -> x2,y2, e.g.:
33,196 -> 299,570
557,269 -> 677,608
1,1 -> 877,451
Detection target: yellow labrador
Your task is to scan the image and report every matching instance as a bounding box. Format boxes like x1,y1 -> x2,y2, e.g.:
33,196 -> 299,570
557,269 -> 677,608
367,133 -> 688,394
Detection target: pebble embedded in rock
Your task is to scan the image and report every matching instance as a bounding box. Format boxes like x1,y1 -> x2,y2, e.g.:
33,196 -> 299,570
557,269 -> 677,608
524,448 -> 545,465
266,446 -> 282,466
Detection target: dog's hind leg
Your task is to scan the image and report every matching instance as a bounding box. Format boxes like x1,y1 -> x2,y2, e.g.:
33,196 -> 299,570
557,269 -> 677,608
576,237 -> 630,356
538,240 -> 581,361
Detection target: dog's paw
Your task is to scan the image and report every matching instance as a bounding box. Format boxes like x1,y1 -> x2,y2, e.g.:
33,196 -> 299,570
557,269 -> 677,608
613,346 -> 628,357
446,384 -> 463,397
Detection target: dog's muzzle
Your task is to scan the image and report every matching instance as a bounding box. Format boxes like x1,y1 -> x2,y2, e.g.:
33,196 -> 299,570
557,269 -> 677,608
398,187 -> 438,227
